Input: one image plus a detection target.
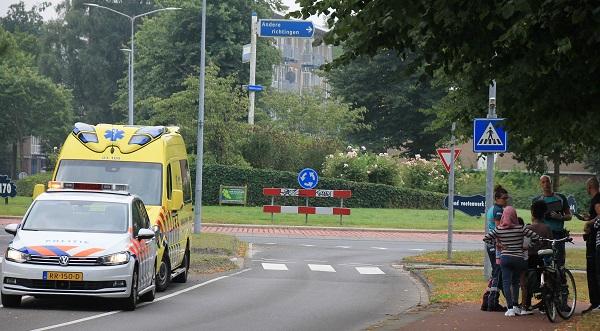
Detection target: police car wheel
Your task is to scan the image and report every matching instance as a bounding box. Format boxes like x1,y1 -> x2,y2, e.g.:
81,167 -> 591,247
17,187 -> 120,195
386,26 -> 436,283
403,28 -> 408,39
122,270 -> 139,311
1,292 -> 21,308
156,254 -> 171,292
173,249 -> 189,283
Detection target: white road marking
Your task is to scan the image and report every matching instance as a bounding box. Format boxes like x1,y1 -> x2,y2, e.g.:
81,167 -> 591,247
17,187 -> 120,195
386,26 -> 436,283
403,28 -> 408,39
263,242 -> 277,245
29,268 -> 251,331
308,264 -> 336,273
301,244 -> 315,247
335,246 -> 350,249
262,263 -> 288,271
338,263 -> 383,267
356,267 -> 385,275
248,243 -> 254,258
409,249 -> 425,252
0,257 -> 3,263
371,247 -> 388,250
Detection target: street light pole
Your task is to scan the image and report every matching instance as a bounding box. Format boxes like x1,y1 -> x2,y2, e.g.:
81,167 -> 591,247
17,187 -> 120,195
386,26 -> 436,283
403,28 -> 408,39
84,3 -> 181,125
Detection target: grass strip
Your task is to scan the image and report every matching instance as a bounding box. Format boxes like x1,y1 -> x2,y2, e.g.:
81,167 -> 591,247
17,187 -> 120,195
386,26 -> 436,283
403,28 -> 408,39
404,249 -> 587,270
189,233 -> 247,274
1,198 -> 588,232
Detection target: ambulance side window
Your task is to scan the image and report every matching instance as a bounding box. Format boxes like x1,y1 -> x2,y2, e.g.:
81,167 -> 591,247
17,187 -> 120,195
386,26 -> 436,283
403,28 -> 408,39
179,159 -> 192,202
166,164 -> 172,200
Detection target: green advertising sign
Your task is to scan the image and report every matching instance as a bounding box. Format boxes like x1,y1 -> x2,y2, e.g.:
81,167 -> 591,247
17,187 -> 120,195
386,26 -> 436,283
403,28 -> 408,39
219,185 -> 247,205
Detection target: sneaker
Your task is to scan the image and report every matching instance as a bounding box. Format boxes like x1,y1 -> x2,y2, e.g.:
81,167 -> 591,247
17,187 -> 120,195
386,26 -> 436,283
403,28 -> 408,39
505,308 -> 515,317
512,306 -> 522,315
517,307 -> 533,315
582,305 -> 598,314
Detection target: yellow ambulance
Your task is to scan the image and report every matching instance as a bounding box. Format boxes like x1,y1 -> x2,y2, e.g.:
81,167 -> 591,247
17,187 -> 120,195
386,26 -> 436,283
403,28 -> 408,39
36,122 -> 193,291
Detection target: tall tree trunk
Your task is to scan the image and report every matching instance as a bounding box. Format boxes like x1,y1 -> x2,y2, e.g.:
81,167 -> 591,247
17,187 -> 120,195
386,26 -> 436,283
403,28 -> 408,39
11,141 -> 17,179
552,151 -> 560,191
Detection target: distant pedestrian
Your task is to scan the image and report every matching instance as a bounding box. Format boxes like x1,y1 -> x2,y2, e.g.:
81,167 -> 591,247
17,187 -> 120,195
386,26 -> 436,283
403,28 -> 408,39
532,175 -> 572,269
483,206 -> 541,317
522,200 -> 552,314
582,176 -> 600,313
481,185 -> 509,312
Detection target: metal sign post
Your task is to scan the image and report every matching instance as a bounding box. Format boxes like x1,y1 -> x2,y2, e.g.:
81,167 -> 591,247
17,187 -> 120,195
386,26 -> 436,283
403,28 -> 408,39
447,122 -> 456,261
483,81 -> 497,277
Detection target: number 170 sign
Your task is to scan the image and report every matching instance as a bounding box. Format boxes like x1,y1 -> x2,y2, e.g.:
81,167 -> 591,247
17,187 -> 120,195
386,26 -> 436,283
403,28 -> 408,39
0,175 -> 17,198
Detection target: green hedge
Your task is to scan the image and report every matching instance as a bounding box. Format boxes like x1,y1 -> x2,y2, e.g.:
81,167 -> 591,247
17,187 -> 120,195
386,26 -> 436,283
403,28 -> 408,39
15,172 -> 52,197
198,164 -> 445,209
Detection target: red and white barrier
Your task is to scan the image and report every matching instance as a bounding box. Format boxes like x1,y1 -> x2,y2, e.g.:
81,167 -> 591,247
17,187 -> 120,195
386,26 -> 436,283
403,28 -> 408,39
263,188 -> 352,199
263,205 -> 351,215
263,187 -> 352,224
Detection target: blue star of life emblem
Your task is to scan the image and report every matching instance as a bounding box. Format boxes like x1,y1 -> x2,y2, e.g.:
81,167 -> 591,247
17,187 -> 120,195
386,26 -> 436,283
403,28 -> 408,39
104,129 -> 125,141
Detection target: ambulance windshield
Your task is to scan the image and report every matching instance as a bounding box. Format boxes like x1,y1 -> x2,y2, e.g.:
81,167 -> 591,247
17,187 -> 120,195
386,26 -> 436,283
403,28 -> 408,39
55,160 -> 162,205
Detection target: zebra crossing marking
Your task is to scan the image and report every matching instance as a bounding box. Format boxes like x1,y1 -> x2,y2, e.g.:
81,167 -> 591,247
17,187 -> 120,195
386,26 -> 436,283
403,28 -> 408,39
308,264 -> 336,272
261,263 -> 288,271
355,266 -> 385,275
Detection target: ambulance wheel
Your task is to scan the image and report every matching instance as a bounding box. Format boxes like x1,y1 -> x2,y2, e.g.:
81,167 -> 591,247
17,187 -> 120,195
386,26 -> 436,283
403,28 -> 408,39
156,253 -> 171,292
173,247 -> 190,283
140,263 -> 157,302
121,269 -> 138,311
1,292 -> 21,308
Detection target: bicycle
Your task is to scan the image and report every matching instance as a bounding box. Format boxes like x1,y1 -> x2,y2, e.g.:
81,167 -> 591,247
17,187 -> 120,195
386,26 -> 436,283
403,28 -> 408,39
525,236 -> 576,323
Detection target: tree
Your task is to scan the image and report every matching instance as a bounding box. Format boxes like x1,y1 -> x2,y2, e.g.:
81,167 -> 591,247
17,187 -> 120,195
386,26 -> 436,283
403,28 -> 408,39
294,1 -> 600,188
257,90 -> 365,140
0,28 -> 74,177
124,0 -> 281,121
142,63 -> 249,165
326,51 -> 445,156
37,0 -> 156,124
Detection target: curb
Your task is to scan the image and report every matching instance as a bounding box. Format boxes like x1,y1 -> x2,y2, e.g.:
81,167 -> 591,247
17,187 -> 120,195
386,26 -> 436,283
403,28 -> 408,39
402,264 -> 431,306
203,223 -> 585,236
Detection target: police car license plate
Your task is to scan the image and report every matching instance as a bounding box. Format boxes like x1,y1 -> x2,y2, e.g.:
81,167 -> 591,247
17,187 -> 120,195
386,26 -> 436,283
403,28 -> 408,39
43,271 -> 83,281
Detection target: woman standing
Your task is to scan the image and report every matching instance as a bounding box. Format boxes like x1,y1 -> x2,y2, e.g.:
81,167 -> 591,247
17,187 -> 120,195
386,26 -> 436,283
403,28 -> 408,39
484,206 -> 541,317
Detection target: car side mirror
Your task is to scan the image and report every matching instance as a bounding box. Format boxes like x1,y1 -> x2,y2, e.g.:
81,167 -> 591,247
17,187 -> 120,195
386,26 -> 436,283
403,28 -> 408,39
137,228 -> 155,240
33,184 -> 45,199
5,223 -> 18,236
170,189 -> 183,211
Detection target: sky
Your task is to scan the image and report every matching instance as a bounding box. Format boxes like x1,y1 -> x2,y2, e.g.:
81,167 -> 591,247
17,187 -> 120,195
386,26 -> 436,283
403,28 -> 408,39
0,0 -> 323,25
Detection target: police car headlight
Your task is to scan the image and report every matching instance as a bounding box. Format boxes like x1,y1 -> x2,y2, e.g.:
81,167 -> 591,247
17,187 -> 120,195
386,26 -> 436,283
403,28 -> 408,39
6,248 -> 30,263
98,252 -> 130,266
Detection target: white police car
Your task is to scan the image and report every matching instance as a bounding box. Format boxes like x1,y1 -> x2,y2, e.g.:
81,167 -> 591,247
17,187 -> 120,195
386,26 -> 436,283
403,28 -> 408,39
1,181 -> 157,310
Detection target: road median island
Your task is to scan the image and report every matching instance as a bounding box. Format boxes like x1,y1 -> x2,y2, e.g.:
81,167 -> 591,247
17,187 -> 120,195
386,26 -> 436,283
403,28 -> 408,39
400,250 -> 598,330
189,233 -> 248,274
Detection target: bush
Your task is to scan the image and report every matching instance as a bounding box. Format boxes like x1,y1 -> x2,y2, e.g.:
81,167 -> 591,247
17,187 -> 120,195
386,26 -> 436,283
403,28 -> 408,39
398,155 -> 460,193
194,164 -> 444,209
15,172 -> 52,197
322,146 -> 399,186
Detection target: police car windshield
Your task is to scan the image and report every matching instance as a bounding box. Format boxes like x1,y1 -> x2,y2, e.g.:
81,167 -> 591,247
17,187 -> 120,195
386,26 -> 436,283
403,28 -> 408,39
56,160 -> 162,205
23,200 -> 128,233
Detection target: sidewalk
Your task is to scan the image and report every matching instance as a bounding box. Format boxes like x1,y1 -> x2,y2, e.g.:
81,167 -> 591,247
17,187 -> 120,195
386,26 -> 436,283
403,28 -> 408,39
394,302 -> 581,331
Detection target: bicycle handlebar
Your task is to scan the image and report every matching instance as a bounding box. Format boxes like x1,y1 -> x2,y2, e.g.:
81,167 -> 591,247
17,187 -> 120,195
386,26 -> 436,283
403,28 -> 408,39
538,236 -> 573,244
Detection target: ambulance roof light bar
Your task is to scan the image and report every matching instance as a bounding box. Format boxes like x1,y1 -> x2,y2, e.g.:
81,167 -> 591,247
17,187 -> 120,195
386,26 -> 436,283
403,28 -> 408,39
48,181 -> 129,193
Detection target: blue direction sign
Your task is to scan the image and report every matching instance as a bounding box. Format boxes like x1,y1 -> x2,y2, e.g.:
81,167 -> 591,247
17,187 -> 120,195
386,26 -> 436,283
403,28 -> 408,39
0,175 -> 17,198
246,84 -> 264,92
473,118 -> 508,153
298,168 -> 318,189
444,194 -> 486,217
258,19 -> 314,38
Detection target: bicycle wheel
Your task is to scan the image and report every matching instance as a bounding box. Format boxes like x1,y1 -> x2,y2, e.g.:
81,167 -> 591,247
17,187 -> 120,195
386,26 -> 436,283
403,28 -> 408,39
544,289 -> 558,323
557,268 -> 577,319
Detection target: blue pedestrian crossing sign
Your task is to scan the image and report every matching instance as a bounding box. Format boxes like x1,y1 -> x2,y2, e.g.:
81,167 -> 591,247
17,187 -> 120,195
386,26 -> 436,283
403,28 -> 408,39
473,118 -> 508,153
298,168 -> 318,189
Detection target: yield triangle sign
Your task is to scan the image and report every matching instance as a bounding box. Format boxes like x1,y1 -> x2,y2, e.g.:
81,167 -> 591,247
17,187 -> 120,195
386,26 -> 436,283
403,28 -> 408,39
436,148 -> 462,173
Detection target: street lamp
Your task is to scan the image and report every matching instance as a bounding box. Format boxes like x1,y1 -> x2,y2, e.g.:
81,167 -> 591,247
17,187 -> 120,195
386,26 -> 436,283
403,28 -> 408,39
84,3 -> 181,125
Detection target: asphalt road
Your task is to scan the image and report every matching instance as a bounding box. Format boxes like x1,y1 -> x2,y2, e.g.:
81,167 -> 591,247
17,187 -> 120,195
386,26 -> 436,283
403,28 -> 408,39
0,228 -> 582,331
